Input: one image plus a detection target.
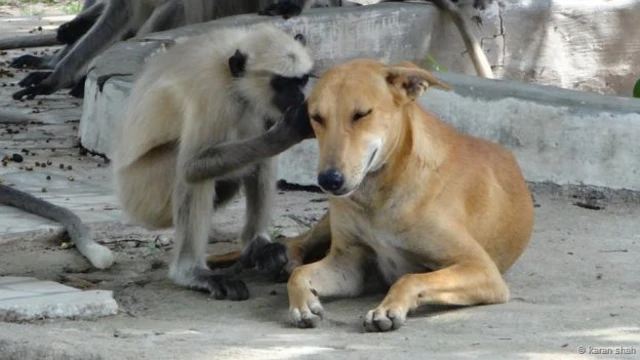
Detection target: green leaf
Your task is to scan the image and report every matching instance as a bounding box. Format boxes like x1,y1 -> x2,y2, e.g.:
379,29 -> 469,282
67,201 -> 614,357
426,54 -> 447,73
634,79 -> 640,98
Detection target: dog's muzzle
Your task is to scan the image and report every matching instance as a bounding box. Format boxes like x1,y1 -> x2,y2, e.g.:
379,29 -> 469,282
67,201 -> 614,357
317,168 -> 346,194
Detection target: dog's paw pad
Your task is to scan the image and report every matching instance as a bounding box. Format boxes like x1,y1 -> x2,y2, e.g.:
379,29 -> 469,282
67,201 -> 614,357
290,298 -> 324,329
363,307 -> 406,332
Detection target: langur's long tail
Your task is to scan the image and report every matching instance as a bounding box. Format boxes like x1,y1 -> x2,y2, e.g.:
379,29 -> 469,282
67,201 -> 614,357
0,185 -> 115,269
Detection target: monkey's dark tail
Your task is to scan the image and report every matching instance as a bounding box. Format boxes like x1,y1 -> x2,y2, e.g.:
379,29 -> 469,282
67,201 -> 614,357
0,185 -> 115,269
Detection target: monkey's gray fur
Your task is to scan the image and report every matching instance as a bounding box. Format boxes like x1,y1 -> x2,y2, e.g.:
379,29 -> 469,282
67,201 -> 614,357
0,184 -> 115,269
9,0 -> 493,100
112,24 -> 314,300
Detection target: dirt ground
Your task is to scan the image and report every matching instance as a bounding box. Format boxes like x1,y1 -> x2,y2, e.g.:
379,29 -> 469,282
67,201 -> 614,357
0,4 -> 639,360
0,186 -> 638,360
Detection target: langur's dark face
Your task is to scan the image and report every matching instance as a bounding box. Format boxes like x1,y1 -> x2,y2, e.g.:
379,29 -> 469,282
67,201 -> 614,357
270,73 -> 310,114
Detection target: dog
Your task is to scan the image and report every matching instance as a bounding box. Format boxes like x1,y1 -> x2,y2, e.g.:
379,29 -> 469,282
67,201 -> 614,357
285,59 -> 535,332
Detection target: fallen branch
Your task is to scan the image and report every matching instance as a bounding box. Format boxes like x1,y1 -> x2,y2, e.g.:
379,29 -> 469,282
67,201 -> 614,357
0,110 -> 44,125
0,33 -> 60,51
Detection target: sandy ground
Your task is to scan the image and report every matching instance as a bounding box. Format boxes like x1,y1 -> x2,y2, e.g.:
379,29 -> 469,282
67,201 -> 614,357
0,5 -> 639,360
0,186 -> 638,360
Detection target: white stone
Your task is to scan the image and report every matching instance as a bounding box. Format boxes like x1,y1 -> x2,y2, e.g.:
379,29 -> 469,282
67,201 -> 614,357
0,277 -> 118,322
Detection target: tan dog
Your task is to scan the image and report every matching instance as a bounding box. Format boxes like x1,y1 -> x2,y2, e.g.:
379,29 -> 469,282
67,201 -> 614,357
286,59 -> 535,332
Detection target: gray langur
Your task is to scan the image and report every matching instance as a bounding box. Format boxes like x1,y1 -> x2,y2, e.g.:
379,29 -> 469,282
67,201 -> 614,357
8,0 -> 333,100
9,0 -> 493,100
111,24 -> 315,300
11,0 -> 186,100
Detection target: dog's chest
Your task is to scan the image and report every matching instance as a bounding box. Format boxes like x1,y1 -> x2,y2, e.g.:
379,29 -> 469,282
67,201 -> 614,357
356,220 -> 426,285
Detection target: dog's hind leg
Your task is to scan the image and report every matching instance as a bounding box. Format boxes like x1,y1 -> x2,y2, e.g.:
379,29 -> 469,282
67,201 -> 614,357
363,231 -> 509,332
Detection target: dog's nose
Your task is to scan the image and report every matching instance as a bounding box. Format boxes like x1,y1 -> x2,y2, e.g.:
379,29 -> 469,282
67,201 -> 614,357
317,169 -> 345,192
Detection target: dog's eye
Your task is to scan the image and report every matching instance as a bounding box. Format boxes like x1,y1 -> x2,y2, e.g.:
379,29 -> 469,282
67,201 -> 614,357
311,114 -> 324,125
353,109 -> 373,122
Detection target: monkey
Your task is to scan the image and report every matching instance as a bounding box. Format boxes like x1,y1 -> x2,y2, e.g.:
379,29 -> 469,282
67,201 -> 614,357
9,0 -> 493,100
10,0 -> 101,70
9,0 -> 327,101
0,183 -> 115,270
11,0 -> 188,100
111,24 -> 315,300
10,0 -> 107,98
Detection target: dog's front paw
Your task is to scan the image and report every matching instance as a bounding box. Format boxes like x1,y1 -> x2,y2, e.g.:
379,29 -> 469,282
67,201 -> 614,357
288,287 -> 324,328
363,304 -> 408,332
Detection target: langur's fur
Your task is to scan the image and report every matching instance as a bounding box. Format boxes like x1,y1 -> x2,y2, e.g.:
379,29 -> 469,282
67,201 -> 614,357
0,184 -> 114,269
112,24 -> 314,299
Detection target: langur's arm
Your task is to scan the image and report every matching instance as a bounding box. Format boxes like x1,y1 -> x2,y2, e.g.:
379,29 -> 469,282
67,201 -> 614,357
0,185 -> 114,269
56,1 -> 106,44
184,103 -> 313,183
12,0 -> 134,100
136,0 -> 185,37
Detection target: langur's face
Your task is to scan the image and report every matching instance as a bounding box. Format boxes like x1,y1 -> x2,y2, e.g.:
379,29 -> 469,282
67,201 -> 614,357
228,29 -> 314,121
269,73 -> 310,114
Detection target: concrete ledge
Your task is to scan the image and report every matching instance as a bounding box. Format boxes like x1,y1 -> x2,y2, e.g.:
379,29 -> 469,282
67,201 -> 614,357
275,73 -> 640,191
80,2 -> 640,192
0,277 -> 118,322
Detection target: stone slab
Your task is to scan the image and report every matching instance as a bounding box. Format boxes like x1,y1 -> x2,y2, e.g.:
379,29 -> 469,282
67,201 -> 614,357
0,276 -> 118,322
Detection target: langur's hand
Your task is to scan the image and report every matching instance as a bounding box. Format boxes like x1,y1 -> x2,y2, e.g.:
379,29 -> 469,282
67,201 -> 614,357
258,1 -> 303,19
13,76 -> 56,100
10,55 -> 49,70
451,0 -> 494,10
17,71 -> 51,88
282,102 -> 314,142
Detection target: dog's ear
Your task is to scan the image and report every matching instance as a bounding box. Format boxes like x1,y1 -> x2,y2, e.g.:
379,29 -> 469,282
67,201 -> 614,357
389,61 -> 422,70
385,65 -> 452,103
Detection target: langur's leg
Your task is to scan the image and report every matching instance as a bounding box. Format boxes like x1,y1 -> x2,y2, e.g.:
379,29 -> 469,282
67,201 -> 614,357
136,0 -> 185,37
169,178 -> 250,301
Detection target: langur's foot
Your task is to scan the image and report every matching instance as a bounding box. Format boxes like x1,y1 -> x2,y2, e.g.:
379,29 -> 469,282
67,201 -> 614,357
171,266 -> 250,301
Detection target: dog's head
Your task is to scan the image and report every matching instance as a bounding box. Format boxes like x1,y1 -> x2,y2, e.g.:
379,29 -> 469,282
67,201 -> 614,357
307,59 -> 451,197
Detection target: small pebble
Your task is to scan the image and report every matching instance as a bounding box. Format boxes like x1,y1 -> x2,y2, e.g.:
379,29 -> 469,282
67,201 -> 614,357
67,165 -> 73,170
46,175 -> 51,180
11,153 -> 23,163
68,176 -> 75,181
